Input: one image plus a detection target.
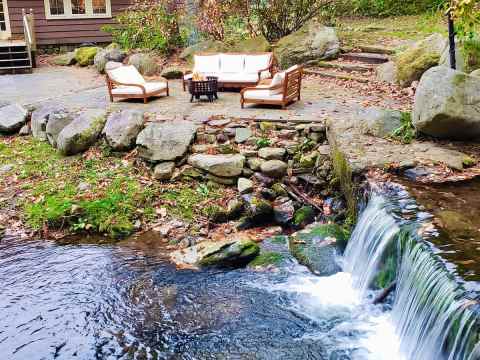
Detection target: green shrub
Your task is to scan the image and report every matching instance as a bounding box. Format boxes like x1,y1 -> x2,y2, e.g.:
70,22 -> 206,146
332,0 -> 446,17
391,112 -> 416,144
462,37 -> 480,73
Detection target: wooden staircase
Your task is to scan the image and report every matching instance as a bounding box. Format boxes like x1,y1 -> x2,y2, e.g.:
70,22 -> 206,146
0,40 -> 32,73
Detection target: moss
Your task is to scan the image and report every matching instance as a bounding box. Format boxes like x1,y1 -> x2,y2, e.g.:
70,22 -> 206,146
463,156 -> 476,167
453,73 -> 468,86
397,51 -> 440,86
248,251 -> 283,267
293,206 -> 315,227
271,183 -> 288,197
259,122 -> 276,132
331,146 -> 357,221
75,47 -> 99,66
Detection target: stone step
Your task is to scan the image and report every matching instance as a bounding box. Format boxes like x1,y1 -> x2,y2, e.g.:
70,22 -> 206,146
304,69 -> 370,83
341,52 -> 390,64
314,61 -> 374,73
358,45 -> 396,55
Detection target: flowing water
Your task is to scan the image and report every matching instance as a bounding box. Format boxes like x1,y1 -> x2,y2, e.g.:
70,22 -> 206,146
0,186 -> 479,359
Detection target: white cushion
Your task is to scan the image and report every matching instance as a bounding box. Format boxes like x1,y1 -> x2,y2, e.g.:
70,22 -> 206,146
108,65 -> 145,85
259,70 -> 271,80
286,64 -> 300,73
194,55 -> 221,73
244,54 -> 271,73
112,81 -> 167,95
218,73 -> 258,83
269,72 -> 286,95
243,89 -> 283,101
220,54 -> 245,73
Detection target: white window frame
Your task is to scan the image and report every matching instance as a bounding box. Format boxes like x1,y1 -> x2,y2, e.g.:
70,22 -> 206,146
0,0 -> 12,39
44,0 -> 112,20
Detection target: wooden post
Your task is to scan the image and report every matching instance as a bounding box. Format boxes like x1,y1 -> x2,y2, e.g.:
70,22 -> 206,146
28,8 -> 36,68
447,10 -> 456,70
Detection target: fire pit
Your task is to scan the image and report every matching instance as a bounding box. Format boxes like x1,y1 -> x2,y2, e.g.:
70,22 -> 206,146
188,76 -> 219,103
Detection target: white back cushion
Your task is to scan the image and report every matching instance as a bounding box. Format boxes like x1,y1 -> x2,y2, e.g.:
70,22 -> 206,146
286,64 -> 300,73
194,55 -> 220,73
108,65 -> 145,85
220,54 -> 245,73
269,72 -> 285,95
244,54 -> 271,73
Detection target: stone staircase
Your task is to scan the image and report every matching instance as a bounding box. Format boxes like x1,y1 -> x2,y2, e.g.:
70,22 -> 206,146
0,40 -> 33,73
305,46 -> 394,83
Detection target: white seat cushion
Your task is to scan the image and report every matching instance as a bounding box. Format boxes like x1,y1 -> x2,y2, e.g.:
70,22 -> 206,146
194,55 -> 220,73
244,54 -> 271,73
112,81 -> 167,95
243,90 -> 283,101
218,73 -> 258,83
108,65 -> 145,85
220,54 -> 245,73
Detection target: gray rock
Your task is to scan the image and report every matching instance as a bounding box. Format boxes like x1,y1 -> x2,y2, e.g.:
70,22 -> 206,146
260,160 -> 288,178
0,164 -> 13,174
46,111 -> 75,147
171,238 -> 260,268
276,20 -> 340,68
412,66 -> 480,140
357,107 -> 403,138
206,174 -> 237,185
103,110 -> 144,151
57,108 -> 106,155
94,47 -> 127,73
19,124 -> 30,136
154,162 -> 175,180
376,61 -> 397,84
31,105 -> 68,141
289,224 -> 347,275
273,197 -> 295,224
127,53 -> 159,76
136,120 -> 197,162
188,154 -> 245,177
258,147 -> 286,160
247,157 -> 264,171
52,51 -> 76,66
235,127 -> 252,143
238,177 -> 253,194
77,182 -> 91,192
0,103 -> 28,134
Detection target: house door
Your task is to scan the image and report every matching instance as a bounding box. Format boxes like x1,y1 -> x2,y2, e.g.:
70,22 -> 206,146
0,0 -> 11,40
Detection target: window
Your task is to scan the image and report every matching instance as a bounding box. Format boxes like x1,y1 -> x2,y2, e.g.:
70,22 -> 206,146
44,0 -> 111,19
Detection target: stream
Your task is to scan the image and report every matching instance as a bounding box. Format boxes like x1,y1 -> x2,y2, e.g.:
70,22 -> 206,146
1,181 -> 479,359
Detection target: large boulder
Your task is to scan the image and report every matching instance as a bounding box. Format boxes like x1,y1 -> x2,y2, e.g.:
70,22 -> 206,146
289,224 -> 347,276
127,53 -> 159,76
103,110 -> 144,151
136,120 -> 197,162
31,105 -> 69,141
52,51 -> 76,66
57,109 -> 106,155
94,47 -> 127,73
188,154 -> 245,177
74,46 -> 100,66
46,111 -> 75,147
275,20 -> 339,69
357,107 -> 403,138
180,40 -> 228,63
0,103 -> 28,134
413,66 -> 480,140
230,35 -> 271,53
171,237 -> 260,268
396,33 -> 447,87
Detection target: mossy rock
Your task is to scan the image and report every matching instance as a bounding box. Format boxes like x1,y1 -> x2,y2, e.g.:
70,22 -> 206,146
395,33 -> 446,87
52,51 -> 76,66
161,67 -> 184,79
289,224 -> 346,275
198,239 -> 260,267
293,206 -> 315,227
230,35 -> 271,53
74,47 -> 100,66
248,251 -> 283,268
127,53 -> 159,76
180,40 -> 229,64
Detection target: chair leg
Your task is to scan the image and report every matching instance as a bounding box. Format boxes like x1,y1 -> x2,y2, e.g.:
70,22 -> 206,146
144,97 -> 148,104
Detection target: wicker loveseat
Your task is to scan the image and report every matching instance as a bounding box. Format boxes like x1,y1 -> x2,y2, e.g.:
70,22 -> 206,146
183,52 -> 276,90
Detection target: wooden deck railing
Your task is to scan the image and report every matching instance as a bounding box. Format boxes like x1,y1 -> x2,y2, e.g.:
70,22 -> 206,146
22,9 -> 36,68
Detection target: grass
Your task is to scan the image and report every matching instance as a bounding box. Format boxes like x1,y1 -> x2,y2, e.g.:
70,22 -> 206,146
0,136 -> 220,238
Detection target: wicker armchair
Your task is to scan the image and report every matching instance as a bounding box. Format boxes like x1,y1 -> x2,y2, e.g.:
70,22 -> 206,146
106,65 -> 169,104
240,65 -> 303,109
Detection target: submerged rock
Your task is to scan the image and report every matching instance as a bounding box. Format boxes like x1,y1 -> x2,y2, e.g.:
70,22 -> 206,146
289,224 -> 346,276
413,66 -> 480,140
171,237 -> 260,268
137,121 -> 197,162
57,108 -> 106,155
103,110 -> 144,151
0,103 -> 28,134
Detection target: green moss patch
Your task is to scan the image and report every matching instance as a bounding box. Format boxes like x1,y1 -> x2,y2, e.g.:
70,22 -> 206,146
248,252 -> 284,267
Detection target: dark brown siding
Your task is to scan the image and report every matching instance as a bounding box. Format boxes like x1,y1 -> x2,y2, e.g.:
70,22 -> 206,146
8,0 -> 132,45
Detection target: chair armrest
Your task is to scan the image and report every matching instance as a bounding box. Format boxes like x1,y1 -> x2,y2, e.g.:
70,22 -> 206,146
107,76 -> 147,95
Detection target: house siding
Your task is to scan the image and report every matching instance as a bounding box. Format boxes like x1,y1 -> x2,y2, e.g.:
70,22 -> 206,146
8,0 -> 131,45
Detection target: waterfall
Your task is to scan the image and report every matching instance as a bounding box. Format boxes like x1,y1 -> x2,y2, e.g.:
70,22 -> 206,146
343,194 -> 399,294
343,191 -> 480,360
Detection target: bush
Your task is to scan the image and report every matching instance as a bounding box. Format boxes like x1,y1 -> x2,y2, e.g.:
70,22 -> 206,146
102,0 -> 186,52
332,0 -> 446,17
